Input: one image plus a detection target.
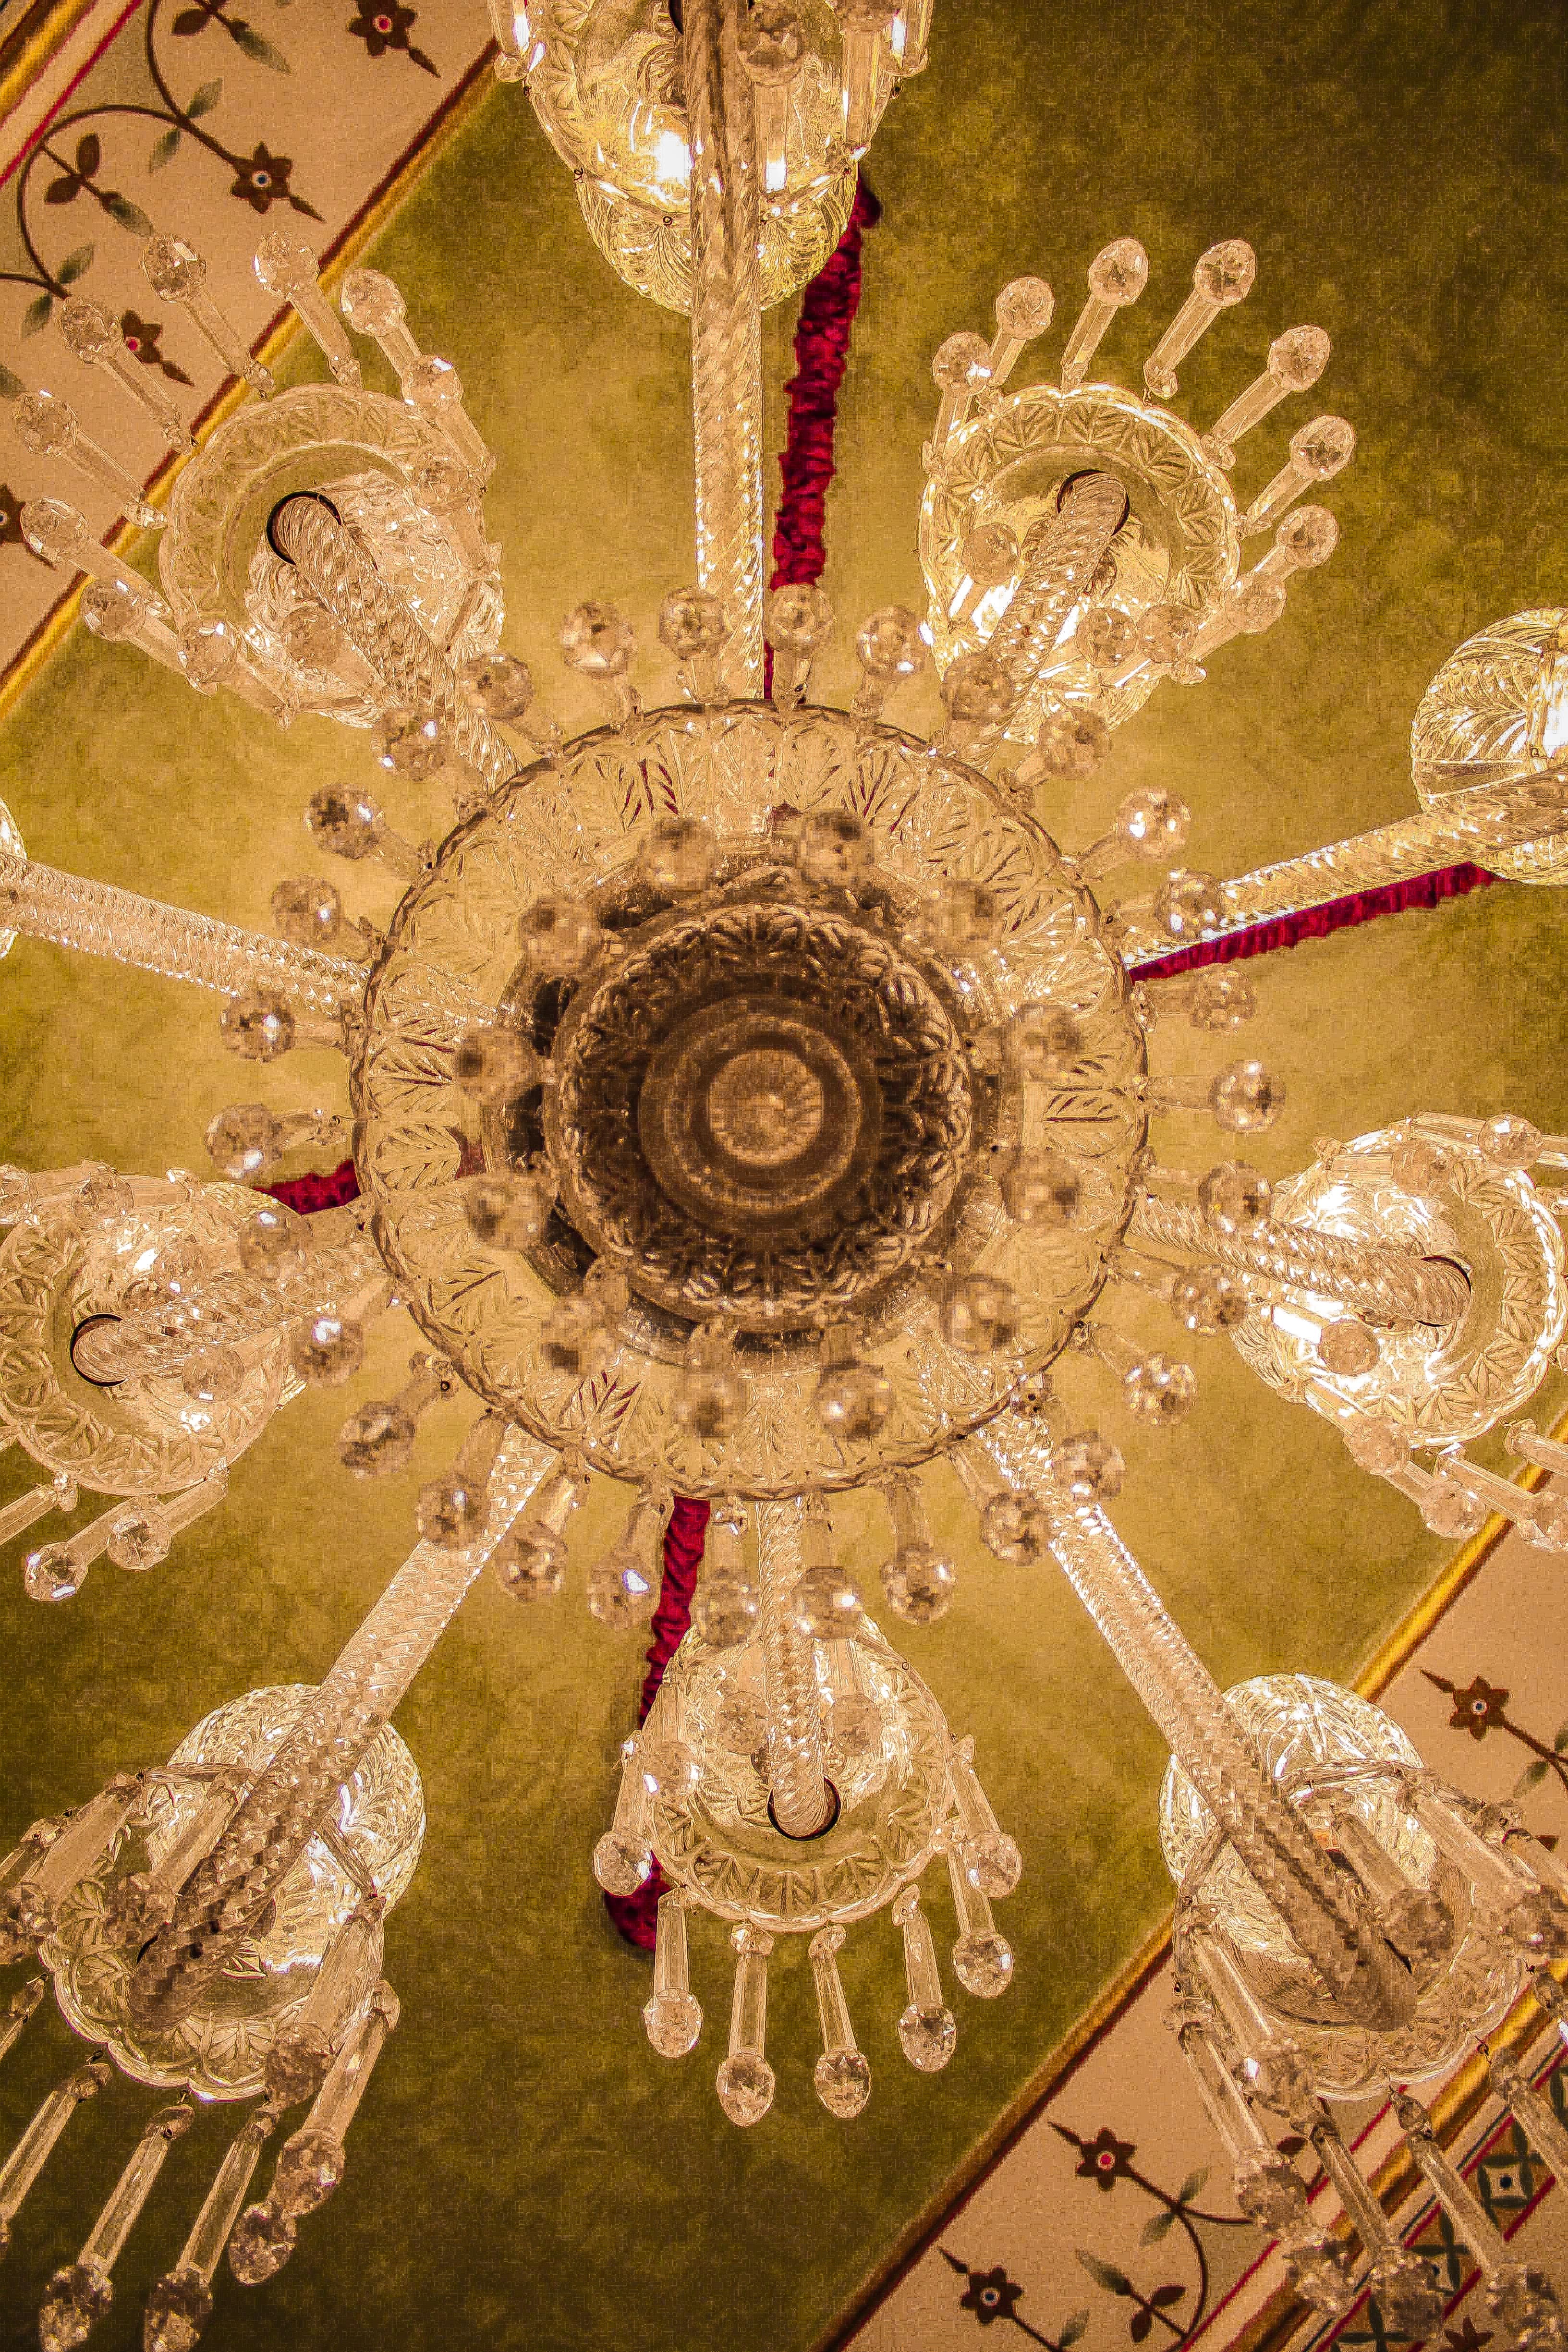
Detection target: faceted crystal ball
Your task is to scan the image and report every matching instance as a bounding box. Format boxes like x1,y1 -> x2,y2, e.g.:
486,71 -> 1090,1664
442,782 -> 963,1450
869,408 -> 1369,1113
372,706 -> 447,781
962,1832 -> 1023,1899
1001,1147 -> 1080,1231
940,650 -> 1014,726
288,1310 -> 366,1387
640,816 -> 720,899
1267,324 -> 1331,390
238,1199 -> 314,1281
1230,2143 -> 1307,2231
593,1830 -> 651,1895
416,1469 -> 486,1549
1054,1428 -> 1124,1503
107,1503 -> 172,1571
142,2267 -> 214,2352
519,893 -> 601,975
881,1543 -> 957,1625
714,1687 -> 769,1754
932,332 -> 992,399
897,2001 -> 957,2071
994,275 -> 1055,339
461,649 -> 535,723
561,601 -> 637,679
644,1986 -> 703,2057
1032,705 -> 1110,776
271,874 -> 343,949
338,1398 -> 419,1479
1122,1354 -> 1196,1427
465,1168 -> 554,1252
793,807 -> 873,888
23,1544 -> 85,1603
952,1928 -> 1014,1997
228,2201 -> 298,2284
305,784 -> 380,860
37,2260 -> 112,2352
493,1522 -> 568,1601
1195,237 -> 1256,304
716,2052 -> 776,2126
690,1569 -> 758,1648
1087,238 -> 1148,304
182,1344 -> 245,1403
657,589 -> 727,663
790,1564 -> 864,1640
1198,1159 -> 1271,1232
979,1491 -> 1053,1565
340,266 -> 405,334
587,1547 -> 658,1626
814,2048 -> 872,2117
453,1023 -> 538,1108
273,2125 -> 346,2217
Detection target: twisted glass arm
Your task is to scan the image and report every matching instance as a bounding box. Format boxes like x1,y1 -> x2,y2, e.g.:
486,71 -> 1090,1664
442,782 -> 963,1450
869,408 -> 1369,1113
755,1502 -> 830,1838
684,0 -> 764,696
127,1427 -> 556,2030
1127,767 -> 1568,960
1130,1196 -> 1471,1328
0,845 -> 363,1016
269,496 -> 514,794
978,1413 -> 1414,2029
968,471 -> 1127,762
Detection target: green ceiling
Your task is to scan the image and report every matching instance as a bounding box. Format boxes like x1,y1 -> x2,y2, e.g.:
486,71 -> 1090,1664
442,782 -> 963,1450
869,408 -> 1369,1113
1,2 -> 1567,2347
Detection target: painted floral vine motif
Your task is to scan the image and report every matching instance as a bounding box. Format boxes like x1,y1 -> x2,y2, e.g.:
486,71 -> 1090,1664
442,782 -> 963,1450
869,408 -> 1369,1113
0,0 -> 324,347
1423,1668 -> 1568,1805
946,2125 -> 1252,2347
939,2252 -> 1089,2348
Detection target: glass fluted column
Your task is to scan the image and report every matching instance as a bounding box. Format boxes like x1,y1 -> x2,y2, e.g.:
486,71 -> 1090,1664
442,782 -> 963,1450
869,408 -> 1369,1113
268,494 -> 514,794
684,0 -> 764,696
0,845 -> 363,1017
127,1428 -> 556,2031
1129,1196 -> 1471,1329
1126,767 -> 1568,962
755,1501 -> 832,1836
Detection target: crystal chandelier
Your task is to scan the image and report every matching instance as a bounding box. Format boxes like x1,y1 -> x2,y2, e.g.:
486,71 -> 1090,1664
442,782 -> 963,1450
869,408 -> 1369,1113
2,1 -> 1568,2345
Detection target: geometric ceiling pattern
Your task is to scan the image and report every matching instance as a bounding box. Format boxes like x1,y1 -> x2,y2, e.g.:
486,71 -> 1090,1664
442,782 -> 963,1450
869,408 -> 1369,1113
1,4 -> 1566,2350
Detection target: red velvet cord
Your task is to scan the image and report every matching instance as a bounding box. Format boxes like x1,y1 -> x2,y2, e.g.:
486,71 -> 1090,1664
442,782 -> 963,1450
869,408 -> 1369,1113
1133,862 -> 1495,981
599,1497 -> 711,1952
761,170 -> 882,695
260,1161 -> 363,1212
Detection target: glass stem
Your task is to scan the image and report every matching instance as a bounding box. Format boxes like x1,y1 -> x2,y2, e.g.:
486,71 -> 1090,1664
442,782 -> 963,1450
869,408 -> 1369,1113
1489,2051 -> 1568,2198
1043,1477 -> 1414,2031
1128,1195 -> 1470,1328
80,2103 -> 193,2270
755,1501 -> 831,1835
0,847 -> 362,1016
0,2055 -> 111,2229
0,1978 -> 44,2071
1391,2088 -> 1512,2273
1123,772 -> 1568,958
685,0 -> 765,696
966,472 -> 1126,761
176,2104 -> 281,2283
125,1432 -> 557,2030
269,495 -> 512,793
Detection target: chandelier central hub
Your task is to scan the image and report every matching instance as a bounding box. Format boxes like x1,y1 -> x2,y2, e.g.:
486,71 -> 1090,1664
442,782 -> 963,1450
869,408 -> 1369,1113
551,889 -> 973,1329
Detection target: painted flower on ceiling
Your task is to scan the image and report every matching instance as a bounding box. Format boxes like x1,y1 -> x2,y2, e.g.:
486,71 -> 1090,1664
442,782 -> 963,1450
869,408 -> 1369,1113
1444,2320 -> 1495,2352
1075,2126 -> 1137,2191
960,2265 -> 1025,2328
118,312 -> 194,387
348,1 -> 438,74
1443,1673 -> 1510,1740
230,142 -> 321,219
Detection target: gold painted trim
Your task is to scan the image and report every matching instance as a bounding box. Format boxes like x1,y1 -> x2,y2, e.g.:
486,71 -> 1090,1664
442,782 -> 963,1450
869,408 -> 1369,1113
815,1408 -> 1568,2352
0,0 -> 98,127
0,36 -> 499,729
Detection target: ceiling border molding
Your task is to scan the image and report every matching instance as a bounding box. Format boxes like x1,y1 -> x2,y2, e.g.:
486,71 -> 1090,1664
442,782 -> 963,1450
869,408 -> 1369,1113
0,22 -> 499,730
814,1423 -> 1568,2352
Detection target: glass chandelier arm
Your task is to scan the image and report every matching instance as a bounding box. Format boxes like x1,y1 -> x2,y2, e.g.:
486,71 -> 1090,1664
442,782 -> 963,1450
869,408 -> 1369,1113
0,848 -> 364,1017
755,1501 -> 832,1837
685,0 -> 765,697
1129,1196 -> 1471,1328
1042,1479 -> 1416,2030
125,1428 -> 557,2032
269,495 -> 514,795
966,471 -> 1126,761
1126,768 -> 1568,957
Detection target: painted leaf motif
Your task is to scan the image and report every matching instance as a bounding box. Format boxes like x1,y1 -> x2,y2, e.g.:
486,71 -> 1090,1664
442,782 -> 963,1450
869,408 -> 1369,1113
1176,2165 -> 1209,2204
21,292 -> 53,338
1138,2211 -> 1175,2248
1554,1718 -> 1568,1752
148,127 -> 182,170
1515,1759 -> 1549,1794
171,6 -> 212,31
43,174 -> 79,205
105,194 -> 155,237
75,133 -> 102,176
1078,2254 -> 1132,2296
1150,2285 -> 1186,2308
1130,2312 -> 1152,2343
227,19 -> 291,69
0,361 -> 22,399
58,244 -> 94,286
1059,2310 -> 1091,2348
186,76 -> 223,115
